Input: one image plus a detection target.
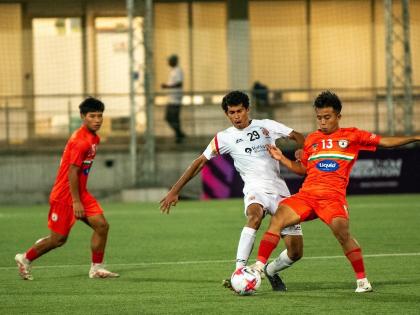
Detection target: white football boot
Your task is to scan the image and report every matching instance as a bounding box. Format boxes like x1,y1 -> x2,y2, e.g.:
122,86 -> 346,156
15,253 -> 33,281
355,278 -> 373,293
89,263 -> 119,279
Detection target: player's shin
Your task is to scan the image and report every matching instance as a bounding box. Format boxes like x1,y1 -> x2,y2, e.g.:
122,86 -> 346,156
345,247 -> 366,279
266,249 -> 295,276
256,232 -> 280,269
92,251 -> 105,264
235,227 -> 257,269
25,247 -> 39,262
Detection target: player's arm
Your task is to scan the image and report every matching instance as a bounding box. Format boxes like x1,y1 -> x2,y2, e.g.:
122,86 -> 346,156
288,130 -> 305,148
160,154 -> 208,214
267,144 -> 306,176
161,81 -> 183,89
69,164 -> 84,219
288,130 -> 305,160
378,135 -> 420,148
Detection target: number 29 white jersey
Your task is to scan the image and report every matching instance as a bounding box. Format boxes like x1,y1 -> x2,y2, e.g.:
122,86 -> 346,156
202,119 -> 293,196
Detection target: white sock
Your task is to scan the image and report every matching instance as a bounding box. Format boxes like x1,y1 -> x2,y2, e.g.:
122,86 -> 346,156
266,249 -> 295,276
235,227 -> 256,269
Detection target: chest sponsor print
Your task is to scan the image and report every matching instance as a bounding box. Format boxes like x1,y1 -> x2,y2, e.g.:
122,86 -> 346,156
316,159 -> 340,172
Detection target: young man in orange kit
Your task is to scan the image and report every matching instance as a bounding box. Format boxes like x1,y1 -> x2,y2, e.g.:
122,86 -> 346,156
15,97 -> 119,280
252,90 -> 420,293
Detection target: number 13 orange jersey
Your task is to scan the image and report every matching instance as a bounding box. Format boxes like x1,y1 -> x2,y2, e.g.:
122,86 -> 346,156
299,128 -> 381,198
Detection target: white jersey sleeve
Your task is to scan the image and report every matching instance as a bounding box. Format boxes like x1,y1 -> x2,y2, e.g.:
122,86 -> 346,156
202,133 -> 230,160
261,119 -> 293,140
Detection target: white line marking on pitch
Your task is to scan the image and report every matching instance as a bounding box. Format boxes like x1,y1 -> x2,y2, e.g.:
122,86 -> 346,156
1,252 -> 420,271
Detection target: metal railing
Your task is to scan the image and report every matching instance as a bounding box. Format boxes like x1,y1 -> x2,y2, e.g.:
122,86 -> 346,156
1,87 -> 419,148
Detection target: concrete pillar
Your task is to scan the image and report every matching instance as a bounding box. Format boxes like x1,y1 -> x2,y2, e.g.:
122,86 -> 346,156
84,9 -> 97,95
21,3 -> 35,139
227,0 -> 250,91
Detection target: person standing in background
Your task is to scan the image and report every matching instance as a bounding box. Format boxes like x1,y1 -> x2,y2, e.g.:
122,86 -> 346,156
162,54 -> 186,143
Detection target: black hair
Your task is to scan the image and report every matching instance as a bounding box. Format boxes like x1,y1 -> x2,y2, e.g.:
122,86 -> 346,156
79,97 -> 105,115
168,54 -> 178,67
221,90 -> 250,113
314,90 -> 342,114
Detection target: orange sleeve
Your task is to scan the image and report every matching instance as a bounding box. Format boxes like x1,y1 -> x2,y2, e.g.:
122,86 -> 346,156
300,137 -> 312,167
356,129 -> 381,151
69,141 -> 88,167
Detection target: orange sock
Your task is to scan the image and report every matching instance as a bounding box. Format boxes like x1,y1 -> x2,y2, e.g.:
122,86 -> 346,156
25,248 -> 38,262
345,247 -> 366,279
257,232 -> 280,264
92,251 -> 104,264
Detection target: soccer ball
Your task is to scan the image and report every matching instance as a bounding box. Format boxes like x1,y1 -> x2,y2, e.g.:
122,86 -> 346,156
230,266 -> 261,295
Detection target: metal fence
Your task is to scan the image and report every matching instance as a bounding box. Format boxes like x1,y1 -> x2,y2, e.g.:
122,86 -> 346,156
1,87 -> 420,149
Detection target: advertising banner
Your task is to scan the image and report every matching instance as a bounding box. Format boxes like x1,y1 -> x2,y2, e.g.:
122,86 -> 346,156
201,146 -> 420,199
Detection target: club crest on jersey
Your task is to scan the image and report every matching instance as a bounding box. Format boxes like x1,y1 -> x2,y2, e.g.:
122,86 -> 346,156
311,143 -> 318,151
87,144 -> 97,159
51,213 -> 58,222
338,140 -> 349,148
316,159 -> 339,172
261,128 -> 270,137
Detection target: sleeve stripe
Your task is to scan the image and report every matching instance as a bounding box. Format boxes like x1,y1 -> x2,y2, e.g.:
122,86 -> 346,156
214,133 -> 220,155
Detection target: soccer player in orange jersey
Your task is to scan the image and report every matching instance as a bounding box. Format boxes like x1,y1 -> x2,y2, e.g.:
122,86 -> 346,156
15,97 -> 119,280
253,90 -> 420,293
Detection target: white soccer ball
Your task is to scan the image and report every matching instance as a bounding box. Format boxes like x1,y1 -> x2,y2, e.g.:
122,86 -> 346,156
230,266 -> 261,295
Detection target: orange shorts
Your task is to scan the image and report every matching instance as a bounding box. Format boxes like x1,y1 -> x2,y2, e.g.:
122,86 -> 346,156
280,191 -> 349,225
48,198 -> 103,236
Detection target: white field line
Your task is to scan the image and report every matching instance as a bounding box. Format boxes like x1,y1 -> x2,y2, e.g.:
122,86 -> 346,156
1,252 -> 420,271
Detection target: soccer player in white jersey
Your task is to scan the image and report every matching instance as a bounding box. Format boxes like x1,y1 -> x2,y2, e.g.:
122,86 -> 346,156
160,90 -> 305,291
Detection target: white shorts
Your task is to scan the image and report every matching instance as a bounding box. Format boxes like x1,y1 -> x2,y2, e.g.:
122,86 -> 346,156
244,190 -> 303,236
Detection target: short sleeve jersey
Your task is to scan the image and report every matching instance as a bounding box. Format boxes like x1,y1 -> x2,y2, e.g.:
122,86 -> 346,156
203,119 -> 293,196
299,127 -> 381,197
167,66 -> 183,104
49,125 -> 100,205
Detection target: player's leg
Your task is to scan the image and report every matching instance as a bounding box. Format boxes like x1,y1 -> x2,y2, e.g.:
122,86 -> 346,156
222,201 -> 264,289
15,201 -> 73,280
264,232 -> 303,291
255,204 -> 301,269
15,232 -> 68,280
83,213 -> 119,278
328,216 -> 372,293
236,202 -> 264,268
264,222 -> 303,291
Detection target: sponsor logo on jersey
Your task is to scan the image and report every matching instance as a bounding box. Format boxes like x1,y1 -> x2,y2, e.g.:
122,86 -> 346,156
251,144 -> 267,153
236,138 -> 244,144
316,159 -> 339,172
83,167 -> 91,175
245,148 -> 252,154
338,140 -> 349,148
